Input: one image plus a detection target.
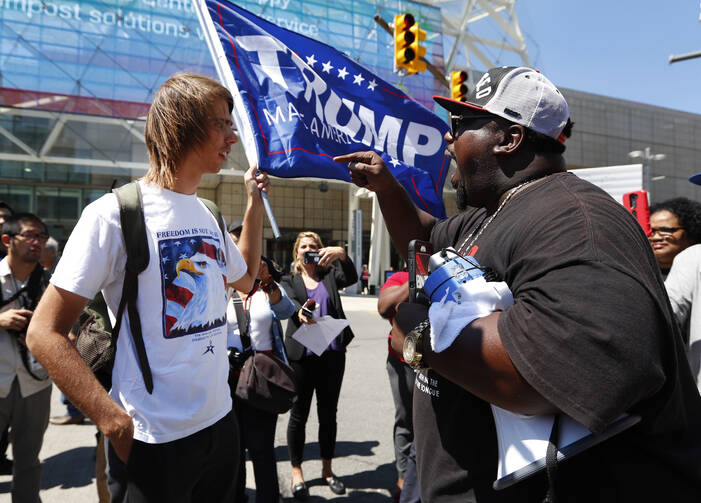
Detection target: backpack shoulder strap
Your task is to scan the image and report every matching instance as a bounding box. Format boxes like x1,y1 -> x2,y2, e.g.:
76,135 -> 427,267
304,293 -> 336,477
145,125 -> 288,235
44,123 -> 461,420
114,182 -> 149,275
112,181 -> 153,393
199,197 -> 227,241
229,290 -> 251,351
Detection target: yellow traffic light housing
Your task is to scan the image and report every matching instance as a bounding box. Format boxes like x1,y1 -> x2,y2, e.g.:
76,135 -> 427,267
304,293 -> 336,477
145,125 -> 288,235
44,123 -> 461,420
451,71 -> 468,101
407,23 -> 427,74
394,13 -> 416,71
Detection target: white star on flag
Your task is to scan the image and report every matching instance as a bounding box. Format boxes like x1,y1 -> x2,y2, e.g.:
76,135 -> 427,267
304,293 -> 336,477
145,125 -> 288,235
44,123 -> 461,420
389,157 -> 401,167
322,61 -> 333,73
306,54 -> 317,67
367,79 -> 378,91
337,67 -> 348,80
353,73 -> 365,86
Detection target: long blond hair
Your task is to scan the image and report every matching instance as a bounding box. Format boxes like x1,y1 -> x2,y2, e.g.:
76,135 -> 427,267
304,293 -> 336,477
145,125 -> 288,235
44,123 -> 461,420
144,73 -> 233,188
292,231 -> 324,276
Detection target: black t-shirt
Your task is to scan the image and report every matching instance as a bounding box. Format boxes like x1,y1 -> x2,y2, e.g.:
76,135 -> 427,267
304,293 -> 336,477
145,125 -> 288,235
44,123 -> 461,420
414,172 -> 701,502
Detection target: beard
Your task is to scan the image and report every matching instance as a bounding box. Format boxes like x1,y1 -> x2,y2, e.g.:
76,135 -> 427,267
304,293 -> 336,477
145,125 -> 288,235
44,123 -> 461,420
455,181 -> 469,211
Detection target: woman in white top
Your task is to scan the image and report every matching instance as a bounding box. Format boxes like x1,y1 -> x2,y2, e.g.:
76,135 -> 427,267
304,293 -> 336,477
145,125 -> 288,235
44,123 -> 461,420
227,231 -> 295,503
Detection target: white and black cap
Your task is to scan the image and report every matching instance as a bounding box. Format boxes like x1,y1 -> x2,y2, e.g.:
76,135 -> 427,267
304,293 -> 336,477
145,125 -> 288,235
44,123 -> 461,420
434,66 -> 570,144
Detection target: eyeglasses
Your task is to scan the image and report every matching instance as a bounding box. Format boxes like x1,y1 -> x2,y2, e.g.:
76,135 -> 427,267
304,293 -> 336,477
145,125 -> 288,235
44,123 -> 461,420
649,226 -> 684,238
212,117 -> 236,134
450,114 -> 496,140
12,232 -> 49,243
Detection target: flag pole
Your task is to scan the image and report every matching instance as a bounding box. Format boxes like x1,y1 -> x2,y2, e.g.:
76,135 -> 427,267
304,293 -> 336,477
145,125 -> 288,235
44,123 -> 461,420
194,0 -> 281,239
259,173 -> 281,238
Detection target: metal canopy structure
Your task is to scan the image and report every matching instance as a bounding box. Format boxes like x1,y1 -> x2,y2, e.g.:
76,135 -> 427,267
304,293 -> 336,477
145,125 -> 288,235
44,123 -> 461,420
425,0 -> 530,84
0,106 -> 148,174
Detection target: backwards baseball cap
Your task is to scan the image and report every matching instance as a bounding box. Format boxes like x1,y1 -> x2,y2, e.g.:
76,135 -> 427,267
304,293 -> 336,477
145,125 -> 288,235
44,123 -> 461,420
434,66 -> 570,144
690,173 -> 701,186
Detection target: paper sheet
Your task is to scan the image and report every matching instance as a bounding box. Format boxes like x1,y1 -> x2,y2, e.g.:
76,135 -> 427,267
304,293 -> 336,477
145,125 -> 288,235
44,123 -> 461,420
291,316 -> 350,356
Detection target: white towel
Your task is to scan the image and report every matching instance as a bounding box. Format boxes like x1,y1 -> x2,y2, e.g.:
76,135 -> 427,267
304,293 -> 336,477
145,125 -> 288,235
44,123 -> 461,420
428,277 -> 514,353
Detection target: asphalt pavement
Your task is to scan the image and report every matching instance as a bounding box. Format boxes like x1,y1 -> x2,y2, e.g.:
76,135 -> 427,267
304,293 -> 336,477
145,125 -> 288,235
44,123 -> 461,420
0,294 -> 399,502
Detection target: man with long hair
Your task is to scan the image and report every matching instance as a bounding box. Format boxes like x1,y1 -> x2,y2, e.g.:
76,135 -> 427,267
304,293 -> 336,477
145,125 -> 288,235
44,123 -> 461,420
27,73 -> 268,502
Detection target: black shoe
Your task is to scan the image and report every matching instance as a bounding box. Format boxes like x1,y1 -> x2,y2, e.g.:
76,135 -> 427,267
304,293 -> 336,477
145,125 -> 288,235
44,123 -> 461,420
325,476 -> 345,495
0,457 -> 11,476
292,482 -> 308,500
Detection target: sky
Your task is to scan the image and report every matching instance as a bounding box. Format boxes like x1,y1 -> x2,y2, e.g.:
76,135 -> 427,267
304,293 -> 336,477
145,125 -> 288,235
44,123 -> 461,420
470,1 -> 701,115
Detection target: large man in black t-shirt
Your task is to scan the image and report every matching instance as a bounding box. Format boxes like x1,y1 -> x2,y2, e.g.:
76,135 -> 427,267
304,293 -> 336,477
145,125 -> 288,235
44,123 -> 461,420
335,67 -> 701,502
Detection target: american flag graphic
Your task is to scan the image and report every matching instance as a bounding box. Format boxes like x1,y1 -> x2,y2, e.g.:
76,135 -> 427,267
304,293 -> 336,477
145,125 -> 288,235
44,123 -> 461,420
159,235 -> 228,338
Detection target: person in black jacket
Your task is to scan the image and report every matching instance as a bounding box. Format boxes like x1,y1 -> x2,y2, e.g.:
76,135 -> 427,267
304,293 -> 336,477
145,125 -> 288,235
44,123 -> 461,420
281,231 -> 357,500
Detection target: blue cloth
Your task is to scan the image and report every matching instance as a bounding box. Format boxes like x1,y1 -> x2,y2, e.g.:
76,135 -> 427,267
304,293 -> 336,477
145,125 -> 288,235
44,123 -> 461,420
201,0 -> 449,218
269,287 -> 295,364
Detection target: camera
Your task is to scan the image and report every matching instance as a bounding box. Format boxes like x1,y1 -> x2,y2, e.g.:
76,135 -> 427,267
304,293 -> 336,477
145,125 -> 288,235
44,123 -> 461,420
304,251 -> 321,264
228,347 -> 252,372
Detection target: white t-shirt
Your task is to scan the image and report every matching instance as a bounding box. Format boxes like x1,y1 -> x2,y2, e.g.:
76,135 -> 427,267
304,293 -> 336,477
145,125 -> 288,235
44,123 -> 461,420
51,180 -> 246,443
665,244 -> 701,391
226,289 -> 274,352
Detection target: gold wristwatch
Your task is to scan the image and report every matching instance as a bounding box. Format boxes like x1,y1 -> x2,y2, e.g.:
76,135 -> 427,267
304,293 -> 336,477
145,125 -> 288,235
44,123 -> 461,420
403,318 -> 430,370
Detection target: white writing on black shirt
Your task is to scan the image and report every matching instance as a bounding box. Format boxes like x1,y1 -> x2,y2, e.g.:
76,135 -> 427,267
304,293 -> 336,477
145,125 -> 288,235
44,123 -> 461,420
416,371 -> 440,398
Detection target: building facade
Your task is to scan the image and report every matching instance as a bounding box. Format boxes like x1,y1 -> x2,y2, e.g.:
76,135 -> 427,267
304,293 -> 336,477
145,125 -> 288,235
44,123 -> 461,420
2,0 -> 701,279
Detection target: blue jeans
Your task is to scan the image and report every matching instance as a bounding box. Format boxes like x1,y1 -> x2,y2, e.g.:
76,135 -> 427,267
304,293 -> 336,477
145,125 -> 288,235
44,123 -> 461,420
61,393 -> 83,418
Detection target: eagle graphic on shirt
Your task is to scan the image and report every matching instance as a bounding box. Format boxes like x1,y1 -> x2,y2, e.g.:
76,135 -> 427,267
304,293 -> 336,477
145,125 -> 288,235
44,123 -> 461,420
159,236 -> 228,338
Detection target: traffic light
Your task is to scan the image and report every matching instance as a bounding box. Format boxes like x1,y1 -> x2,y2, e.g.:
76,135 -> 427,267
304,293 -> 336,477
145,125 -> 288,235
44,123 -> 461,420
408,22 -> 427,74
451,71 -> 468,101
394,13 -> 415,71
394,13 -> 427,74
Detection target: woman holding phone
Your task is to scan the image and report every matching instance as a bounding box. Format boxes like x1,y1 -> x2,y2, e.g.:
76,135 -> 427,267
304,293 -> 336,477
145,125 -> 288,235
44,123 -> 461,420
281,231 -> 357,500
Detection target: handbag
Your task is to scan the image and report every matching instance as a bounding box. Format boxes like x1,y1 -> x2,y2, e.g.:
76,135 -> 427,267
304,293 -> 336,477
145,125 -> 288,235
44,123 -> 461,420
230,291 -> 297,414
235,351 -> 297,414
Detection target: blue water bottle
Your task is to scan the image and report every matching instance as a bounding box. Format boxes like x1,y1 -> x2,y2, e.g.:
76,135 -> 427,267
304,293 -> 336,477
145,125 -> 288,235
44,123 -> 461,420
423,248 -> 484,304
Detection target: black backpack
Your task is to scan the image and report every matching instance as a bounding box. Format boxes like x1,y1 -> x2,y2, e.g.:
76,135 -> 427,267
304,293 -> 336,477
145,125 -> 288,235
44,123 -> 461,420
75,182 -> 227,393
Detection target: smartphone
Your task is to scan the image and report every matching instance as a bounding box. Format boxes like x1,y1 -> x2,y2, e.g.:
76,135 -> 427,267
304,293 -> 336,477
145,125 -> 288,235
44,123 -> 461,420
304,251 -> 321,264
408,239 -> 433,304
301,298 -> 316,319
622,190 -> 651,236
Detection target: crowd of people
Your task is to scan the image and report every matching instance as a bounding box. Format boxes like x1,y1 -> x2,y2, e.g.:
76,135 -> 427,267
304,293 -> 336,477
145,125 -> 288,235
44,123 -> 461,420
1,65 -> 701,503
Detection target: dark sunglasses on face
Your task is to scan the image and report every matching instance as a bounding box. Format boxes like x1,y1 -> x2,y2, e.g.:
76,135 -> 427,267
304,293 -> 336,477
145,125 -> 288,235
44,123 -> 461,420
450,114 -> 496,140
649,226 -> 684,238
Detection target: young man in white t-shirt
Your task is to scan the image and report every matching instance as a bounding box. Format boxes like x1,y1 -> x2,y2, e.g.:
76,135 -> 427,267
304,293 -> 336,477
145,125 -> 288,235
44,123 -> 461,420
26,73 -> 269,502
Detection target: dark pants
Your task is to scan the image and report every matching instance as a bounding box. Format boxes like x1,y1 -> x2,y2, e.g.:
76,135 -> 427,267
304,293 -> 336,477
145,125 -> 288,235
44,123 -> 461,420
0,426 -> 8,459
399,442 -> 421,503
287,350 -> 346,466
61,393 -> 83,418
386,354 -> 415,477
106,411 -> 240,503
232,382 -> 280,503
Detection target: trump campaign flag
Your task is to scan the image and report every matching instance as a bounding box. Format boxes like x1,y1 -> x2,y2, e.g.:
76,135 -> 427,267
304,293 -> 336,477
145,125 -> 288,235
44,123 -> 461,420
194,0 -> 449,217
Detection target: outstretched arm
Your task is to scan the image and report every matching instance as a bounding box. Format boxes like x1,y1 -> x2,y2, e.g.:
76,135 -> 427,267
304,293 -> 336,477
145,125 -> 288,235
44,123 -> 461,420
230,166 -> 269,292
334,151 -> 436,261
26,285 -> 134,462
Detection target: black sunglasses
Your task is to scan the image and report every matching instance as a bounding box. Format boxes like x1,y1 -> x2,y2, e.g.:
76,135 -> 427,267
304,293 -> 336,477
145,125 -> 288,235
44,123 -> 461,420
649,226 -> 684,238
450,114 -> 496,139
